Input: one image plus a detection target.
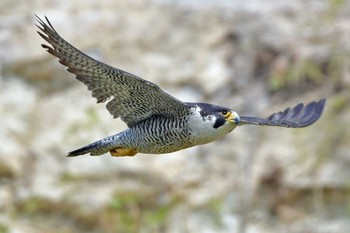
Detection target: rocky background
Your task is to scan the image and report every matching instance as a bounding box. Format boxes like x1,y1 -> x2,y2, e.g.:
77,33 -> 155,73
1,0 -> 350,232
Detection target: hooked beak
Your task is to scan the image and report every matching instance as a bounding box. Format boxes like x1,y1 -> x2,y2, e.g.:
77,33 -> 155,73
226,111 -> 240,124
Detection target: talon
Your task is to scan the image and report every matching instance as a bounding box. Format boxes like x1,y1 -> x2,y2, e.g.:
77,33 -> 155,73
109,148 -> 138,157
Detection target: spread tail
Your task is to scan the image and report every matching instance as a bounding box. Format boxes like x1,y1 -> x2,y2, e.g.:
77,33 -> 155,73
67,134 -> 119,157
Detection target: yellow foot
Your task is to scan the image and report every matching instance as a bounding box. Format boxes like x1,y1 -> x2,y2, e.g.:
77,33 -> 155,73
109,148 -> 138,157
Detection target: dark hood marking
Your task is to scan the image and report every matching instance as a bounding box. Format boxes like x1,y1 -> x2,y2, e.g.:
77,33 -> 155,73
213,117 -> 226,129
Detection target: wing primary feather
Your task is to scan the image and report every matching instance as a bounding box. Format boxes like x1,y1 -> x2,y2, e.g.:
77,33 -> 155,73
239,98 -> 326,128
35,15 -> 190,126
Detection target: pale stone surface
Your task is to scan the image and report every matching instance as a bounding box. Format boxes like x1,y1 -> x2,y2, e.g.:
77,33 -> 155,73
0,0 -> 349,232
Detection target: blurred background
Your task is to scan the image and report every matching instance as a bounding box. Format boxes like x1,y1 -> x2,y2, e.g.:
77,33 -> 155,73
0,0 -> 349,232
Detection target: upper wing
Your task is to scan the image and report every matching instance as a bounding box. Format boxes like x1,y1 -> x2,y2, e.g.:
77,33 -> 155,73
238,98 -> 326,128
35,15 -> 190,127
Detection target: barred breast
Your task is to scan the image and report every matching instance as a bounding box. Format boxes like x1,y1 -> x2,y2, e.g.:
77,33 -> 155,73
117,115 -> 193,154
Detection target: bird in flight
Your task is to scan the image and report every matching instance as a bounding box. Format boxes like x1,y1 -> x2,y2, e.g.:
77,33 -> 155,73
35,15 -> 326,157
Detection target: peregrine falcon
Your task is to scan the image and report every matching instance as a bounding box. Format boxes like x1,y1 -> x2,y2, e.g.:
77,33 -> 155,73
35,16 -> 326,157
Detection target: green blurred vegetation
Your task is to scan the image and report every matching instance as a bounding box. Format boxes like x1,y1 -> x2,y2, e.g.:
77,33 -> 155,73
0,224 -> 9,233
9,185 -> 234,233
105,191 -> 180,232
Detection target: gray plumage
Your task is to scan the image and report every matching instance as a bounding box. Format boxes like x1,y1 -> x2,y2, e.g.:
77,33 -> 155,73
36,15 -> 189,128
35,15 -> 326,157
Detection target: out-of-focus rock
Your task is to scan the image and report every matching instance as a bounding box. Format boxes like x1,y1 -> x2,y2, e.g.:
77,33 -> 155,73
0,0 -> 349,233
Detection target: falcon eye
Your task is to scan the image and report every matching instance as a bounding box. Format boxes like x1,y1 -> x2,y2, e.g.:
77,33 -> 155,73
221,110 -> 229,116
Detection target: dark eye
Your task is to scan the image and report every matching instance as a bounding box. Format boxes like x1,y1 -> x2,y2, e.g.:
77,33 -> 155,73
221,110 -> 228,116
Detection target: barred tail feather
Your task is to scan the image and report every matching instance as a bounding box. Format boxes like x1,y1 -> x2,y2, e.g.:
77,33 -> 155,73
67,134 -> 119,157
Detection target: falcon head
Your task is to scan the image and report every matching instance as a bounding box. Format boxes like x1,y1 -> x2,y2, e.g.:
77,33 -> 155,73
187,102 -> 240,128
186,102 -> 240,145
211,107 -> 240,128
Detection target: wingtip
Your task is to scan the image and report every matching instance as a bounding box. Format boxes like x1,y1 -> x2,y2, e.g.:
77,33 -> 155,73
66,152 -> 78,157
318,98 -> 326,109
317,97 -> 326,115
297,97 -> 327,127
34,14 -> 45,25
314,98 -> 326,118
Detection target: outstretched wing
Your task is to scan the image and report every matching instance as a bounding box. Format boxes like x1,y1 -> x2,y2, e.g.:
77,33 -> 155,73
239,98 -> 326,128
35,15 -> 190,127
